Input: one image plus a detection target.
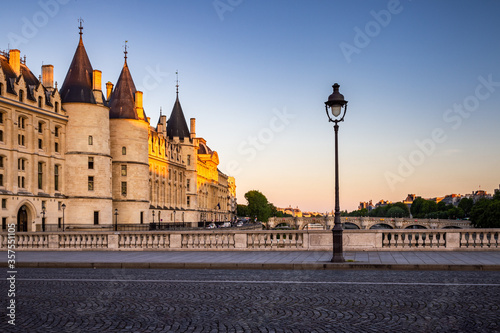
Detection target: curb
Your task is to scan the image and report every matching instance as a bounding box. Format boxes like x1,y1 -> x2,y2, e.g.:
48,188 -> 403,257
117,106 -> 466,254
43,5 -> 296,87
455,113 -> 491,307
5,262 -> 500,271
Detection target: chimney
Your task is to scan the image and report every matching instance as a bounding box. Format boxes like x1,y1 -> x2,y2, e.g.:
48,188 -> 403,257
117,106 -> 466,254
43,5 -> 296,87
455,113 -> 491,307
9,49 -> 21,76
41,65 -> 54,88
135,91 -> 145,120
93,70 -> 102,91
190,118 -> 196,139
106,81 -> 113,100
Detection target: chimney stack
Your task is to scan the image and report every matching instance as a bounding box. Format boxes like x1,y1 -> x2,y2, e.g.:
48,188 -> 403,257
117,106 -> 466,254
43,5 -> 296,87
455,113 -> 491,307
190,118 -> 196,139
9,49 -> 21,76
106,81 -> 113,100
42,65 -> 54,88
92,70 -> 102,91
135,91 -> 145,120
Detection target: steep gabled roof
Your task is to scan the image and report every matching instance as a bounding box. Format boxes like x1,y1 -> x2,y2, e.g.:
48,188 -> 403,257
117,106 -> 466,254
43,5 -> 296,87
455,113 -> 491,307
166,93 -> 190,140
109,60 -> 138,119
59,31 -> 96,104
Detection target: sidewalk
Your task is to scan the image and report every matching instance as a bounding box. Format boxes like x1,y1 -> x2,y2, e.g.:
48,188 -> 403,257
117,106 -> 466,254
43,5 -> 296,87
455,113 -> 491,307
3,251 -> 500,270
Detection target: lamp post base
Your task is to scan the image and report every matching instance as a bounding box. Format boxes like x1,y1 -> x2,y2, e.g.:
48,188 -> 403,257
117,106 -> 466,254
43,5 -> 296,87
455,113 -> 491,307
331,228 -> 345,263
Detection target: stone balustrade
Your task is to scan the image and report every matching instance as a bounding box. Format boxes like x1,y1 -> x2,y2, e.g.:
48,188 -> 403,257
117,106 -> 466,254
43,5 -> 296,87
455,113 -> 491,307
1,229 -> 498,251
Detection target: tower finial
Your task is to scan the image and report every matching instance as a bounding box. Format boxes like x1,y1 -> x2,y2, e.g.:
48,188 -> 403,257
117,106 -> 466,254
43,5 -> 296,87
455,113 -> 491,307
175,70 -> 179,95
78,18 -> 84,37
124,40 -> 128,62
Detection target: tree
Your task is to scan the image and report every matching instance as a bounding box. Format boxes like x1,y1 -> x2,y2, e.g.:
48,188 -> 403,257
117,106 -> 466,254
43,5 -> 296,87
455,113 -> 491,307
458,198 -> 474,217
470,197 -> 500,228
244,190 -> 272,222
386,206 -> 406,218
237,204 -> 249,217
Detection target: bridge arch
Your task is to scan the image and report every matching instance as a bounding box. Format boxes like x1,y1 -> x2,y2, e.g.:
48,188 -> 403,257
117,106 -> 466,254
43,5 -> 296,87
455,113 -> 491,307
370,223 -> 393,229
405,225 -> 427,229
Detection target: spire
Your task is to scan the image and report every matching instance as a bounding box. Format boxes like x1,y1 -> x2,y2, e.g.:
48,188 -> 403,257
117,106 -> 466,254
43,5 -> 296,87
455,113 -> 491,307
124,40 -> 128,63
166,88 -> 190,141
175,70 -> 179,95
59,20 -> 96,104
78,18 -> 83,40
109,48 -> 144,120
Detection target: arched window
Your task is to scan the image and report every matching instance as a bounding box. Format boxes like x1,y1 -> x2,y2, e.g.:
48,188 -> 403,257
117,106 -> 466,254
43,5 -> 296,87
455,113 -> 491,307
122,146 -> 126,155
88,136 -> 93,145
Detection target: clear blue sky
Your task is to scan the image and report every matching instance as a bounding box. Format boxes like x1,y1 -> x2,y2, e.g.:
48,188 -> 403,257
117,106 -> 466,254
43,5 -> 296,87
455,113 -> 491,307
3,0 -> 500,212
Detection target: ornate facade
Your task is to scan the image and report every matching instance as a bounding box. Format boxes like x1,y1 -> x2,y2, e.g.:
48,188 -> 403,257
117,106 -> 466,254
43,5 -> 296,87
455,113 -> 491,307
0,27 -> 236,231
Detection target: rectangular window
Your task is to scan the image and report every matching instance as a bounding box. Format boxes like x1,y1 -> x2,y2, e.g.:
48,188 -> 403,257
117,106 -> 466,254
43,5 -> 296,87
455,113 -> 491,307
121,165 -> 127,176
38,138 -> 43,149
94,211 -> 99,225
1,199 -> 6,208
0,174 -> 3,186
187,196 -> 190,207
38,162 -> 43,189
55,142 -> 59,152
140,212 -> 144,224
55,127 -> 59,137
54,165 -> 59,191
88,157 -> 94,169
88,176 -> 94,191
58,217 -> 62,228
18,176 -> 25,188
121,181 -> 127,196
0,113 -> 3,124
0,156 -> 3,168
88,136 -> 93,145
122,147 -> 126,155
2,217 -> 6,230
38,121 -> 43,133
0,130 -> 3,142
186,179 -> 190,191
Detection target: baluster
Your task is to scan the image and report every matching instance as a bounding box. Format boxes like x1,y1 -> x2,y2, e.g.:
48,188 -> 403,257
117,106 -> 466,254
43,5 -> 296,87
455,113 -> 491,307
486,232 -> 492,248
421,233 -> 427,247
408,233 -> 413,247
479,232 -> 484,248
472,232 -> 477,248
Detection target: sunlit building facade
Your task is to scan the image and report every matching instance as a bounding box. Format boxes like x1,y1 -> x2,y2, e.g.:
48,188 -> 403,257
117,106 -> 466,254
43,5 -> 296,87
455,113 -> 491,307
0,28 -> 235,231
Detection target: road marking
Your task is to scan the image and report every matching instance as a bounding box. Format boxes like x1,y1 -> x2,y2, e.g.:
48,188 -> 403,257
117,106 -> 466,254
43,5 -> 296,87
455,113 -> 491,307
16,278 -> 500,287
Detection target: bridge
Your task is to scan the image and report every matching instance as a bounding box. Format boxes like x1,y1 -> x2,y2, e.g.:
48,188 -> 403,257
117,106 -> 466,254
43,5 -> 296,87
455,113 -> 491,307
267,216 -> 471,230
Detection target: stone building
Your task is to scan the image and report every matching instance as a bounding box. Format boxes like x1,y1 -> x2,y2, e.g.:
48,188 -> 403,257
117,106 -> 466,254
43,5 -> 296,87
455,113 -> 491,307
0,27 -> 236,231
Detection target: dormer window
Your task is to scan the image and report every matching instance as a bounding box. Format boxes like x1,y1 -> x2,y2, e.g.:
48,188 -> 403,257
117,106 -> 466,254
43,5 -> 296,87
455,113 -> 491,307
19,90 -> 24,102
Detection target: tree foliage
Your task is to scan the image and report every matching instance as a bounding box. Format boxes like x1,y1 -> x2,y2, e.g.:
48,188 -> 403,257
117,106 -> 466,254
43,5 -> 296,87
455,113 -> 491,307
244,190 -> 272,222
470,196 -> 500,228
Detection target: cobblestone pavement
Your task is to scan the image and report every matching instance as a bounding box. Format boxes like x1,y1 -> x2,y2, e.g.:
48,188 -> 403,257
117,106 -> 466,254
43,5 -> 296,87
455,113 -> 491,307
1,269 -> 499,332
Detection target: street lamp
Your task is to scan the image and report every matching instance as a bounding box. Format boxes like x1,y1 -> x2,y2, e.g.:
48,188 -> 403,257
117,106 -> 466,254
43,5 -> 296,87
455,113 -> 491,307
61,203 -> 66,232
325,83 -> 348,263
114,208 -> 118,231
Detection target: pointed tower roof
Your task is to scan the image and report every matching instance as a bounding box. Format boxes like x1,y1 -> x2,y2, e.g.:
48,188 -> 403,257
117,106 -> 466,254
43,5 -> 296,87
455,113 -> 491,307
109,45 -> 140,119
59,21 -> 96,104
166,92 -> 190,140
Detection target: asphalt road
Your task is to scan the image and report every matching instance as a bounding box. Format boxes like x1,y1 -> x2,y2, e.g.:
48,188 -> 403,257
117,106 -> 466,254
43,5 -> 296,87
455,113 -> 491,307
1,268 -> 499,332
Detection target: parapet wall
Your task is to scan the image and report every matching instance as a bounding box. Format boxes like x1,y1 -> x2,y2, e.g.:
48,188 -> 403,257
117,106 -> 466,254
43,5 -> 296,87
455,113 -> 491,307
1,229 -> 498,252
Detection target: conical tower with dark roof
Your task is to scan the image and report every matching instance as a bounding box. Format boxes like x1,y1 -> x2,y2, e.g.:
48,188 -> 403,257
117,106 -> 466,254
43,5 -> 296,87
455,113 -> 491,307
108,45 -> 150,222
109,45 -> 146,120
59,24 -> 96,104
61,21 -> 113,225
166,88 -> 191,141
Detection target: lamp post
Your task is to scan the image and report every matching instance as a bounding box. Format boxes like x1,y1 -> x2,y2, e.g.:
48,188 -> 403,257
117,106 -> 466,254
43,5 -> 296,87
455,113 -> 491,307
61,203 -> 66,232
114,208 -> 118,231
325,83 -> 348,263
41,206 -> 46,232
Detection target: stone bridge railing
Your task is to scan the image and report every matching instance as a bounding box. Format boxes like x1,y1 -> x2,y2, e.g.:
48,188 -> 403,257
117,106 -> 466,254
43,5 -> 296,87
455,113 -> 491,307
1,229 -> 498,251
268,216 -> 472,230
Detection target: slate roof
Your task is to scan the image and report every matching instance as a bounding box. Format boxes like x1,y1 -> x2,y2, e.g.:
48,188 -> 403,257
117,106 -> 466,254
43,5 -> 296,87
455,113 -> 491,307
109,60 -> 140,119
166,93 -> 191,140
59,33 -> 96,104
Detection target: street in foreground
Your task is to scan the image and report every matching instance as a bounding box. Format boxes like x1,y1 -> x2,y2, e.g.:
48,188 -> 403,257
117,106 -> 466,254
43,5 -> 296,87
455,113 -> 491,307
1,268 -> 499,332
